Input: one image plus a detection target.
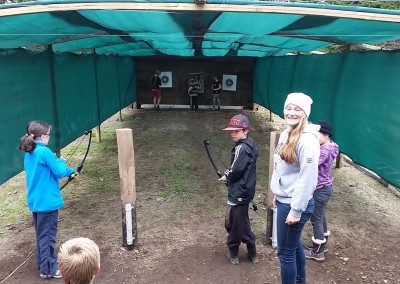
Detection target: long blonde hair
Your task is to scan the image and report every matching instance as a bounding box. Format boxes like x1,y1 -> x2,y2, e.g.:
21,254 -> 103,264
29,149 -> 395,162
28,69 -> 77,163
280,114 -> 308,164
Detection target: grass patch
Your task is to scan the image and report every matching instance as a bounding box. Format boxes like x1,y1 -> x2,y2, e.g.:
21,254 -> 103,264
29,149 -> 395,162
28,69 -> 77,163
0,178 -> 30,234
159,157 -> 195,197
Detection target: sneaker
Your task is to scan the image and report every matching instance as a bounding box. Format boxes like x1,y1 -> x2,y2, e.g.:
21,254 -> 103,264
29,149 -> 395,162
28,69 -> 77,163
53,270 -> 62,279
40,270 -> 62,279
40,273 -> 51,279
305,249 -> 325,262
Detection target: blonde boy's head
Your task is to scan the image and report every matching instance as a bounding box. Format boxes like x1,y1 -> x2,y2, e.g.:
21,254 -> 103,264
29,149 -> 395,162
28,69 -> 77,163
58,237 -> 100,284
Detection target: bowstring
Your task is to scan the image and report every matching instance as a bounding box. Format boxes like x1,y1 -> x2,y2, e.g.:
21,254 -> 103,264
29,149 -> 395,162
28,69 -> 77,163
207,142 -> 230,171
62,133 -> 87,163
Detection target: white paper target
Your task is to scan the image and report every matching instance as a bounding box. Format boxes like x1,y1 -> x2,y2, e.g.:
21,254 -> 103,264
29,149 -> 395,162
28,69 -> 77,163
222,74 -> 237,91
160,71 -> 172,88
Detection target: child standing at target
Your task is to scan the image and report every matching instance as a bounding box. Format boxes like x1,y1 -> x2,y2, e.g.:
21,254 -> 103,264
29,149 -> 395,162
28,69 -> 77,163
19,120 -> 76,279
219,114 -> 259,265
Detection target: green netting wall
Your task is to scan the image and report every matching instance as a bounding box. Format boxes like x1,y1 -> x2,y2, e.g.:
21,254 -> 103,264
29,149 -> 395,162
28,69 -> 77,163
0,50 -> 136,185
254,50 -> 400,188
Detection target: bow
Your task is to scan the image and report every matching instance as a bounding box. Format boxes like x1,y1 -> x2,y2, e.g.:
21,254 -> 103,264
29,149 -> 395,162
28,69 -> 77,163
203,139 -> 224,178
202,138 -> 257,212
60,129 -> 92,190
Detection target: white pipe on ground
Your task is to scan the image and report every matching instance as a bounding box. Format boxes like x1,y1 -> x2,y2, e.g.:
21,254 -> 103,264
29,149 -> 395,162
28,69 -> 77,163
125,203 -> 134,245
271,207 -> 278,248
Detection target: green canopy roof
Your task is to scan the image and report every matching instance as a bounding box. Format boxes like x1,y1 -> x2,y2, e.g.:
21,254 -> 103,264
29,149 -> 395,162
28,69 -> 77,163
0,0 -> 399,57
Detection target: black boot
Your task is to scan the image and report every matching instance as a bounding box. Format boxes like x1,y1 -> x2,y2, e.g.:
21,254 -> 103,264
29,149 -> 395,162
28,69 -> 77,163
305,237 -> 326,262
304,235 -> 329,253
225,246 -> 239,265
246,243 -> 259,264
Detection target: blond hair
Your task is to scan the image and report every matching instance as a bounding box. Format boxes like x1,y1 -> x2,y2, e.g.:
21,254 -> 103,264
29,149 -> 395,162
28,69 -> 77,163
279,114 -> 308,164
58,237 -> 100,284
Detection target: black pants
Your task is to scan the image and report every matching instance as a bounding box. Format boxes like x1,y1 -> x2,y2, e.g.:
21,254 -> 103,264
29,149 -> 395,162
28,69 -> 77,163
225,204 -> 256,248
189,96 -> 198,110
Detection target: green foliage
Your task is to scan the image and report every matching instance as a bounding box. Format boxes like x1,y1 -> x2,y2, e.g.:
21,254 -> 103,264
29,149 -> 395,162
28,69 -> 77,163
325,1 -> 400,10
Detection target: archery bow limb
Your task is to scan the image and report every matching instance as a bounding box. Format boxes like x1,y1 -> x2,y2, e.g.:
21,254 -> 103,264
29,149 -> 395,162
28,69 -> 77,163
203,139 -> 223,178
60,129 -> 92,190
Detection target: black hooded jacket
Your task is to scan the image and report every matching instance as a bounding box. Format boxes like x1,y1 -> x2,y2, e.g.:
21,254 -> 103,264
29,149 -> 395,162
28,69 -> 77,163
224,137 -> 258,205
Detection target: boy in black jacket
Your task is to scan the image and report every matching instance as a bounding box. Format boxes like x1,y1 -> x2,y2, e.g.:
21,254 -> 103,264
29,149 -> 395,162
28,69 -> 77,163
219,114 -> 259,265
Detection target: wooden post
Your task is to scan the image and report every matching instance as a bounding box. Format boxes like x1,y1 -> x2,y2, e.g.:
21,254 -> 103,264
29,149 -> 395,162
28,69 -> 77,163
335,153 -> 343,168
269,110 -> 275,122
96,125 -> 101,143
116,129 -> 138,249
268,132 -> 280,206
266,131 -> 280,246
95,125 -> 102,143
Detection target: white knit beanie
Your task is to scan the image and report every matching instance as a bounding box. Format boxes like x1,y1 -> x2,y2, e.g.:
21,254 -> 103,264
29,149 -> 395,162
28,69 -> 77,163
284,92 -> 313,117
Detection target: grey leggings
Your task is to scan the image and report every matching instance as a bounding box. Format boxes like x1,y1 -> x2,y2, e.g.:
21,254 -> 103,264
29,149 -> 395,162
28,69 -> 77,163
310,185 -> 333,240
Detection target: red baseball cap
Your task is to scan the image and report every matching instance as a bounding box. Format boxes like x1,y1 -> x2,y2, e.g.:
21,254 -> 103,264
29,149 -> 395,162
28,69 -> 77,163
223,114 -> 250,131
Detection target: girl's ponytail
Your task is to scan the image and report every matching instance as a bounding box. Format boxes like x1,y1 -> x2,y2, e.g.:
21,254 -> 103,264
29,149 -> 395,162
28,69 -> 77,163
19,133 -> 36,153
18,121 -> 51,153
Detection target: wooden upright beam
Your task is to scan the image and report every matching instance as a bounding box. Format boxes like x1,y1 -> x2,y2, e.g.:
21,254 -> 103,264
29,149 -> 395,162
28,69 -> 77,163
116,128 -> 137,249
266,131 -> 280,246
95,125 -> 102,143
268,131 -> 280,207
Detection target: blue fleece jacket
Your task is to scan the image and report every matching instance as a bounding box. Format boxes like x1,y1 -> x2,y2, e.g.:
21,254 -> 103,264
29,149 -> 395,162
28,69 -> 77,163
24,142 -> 75,213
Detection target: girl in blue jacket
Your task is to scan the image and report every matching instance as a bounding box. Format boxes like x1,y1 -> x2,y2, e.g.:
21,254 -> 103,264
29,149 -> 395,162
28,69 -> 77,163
19,120 -> 75,279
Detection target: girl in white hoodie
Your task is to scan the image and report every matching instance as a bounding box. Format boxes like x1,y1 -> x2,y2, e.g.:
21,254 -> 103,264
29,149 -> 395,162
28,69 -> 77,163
271,92 -> 320,284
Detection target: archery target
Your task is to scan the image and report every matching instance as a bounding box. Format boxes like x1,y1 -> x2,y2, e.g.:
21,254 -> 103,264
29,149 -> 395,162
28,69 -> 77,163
222,74 -> 237,91
160,71 -> 172,88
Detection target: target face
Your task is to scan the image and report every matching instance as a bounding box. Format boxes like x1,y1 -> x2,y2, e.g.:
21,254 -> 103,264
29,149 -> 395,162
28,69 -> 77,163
222,74 -> 237,91
161,76 -> 169,84
225,79 -> 234,87
159,71 -> 172,88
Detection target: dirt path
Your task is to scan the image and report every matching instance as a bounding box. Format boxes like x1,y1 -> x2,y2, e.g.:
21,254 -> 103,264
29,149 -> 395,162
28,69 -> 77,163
0,109 -> 399,284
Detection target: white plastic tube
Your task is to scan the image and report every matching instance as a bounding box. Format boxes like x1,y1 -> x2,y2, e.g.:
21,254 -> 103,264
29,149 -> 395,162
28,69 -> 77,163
125,203 -> 134,245
271,207 -> 278,248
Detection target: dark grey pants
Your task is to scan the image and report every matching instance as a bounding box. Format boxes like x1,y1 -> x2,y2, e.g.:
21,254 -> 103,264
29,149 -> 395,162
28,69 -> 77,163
310,185 -> 333,240
225,204 -> 256,249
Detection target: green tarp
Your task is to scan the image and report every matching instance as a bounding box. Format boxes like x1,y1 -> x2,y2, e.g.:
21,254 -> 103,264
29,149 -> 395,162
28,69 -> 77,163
0,51 -> 136,185
0,0 -> 399,57
254,50 -> 400,188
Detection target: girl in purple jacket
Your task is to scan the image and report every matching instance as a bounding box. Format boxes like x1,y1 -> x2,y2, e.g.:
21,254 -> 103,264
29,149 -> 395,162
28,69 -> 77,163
304,121 -> 339,262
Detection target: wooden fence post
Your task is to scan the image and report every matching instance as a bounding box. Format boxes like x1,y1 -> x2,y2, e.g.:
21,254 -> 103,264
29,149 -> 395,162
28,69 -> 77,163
266,131 -> 280,246
95,125 -> 102,143
116,128 -> 138,249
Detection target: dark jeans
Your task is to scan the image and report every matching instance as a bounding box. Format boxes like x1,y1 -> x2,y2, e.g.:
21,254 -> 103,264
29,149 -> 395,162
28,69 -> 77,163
225,204 -> 256,248
33,210 -> 59,275
276,200 -> 314,284
189,96 -> 198,110
310,185 -> 333,240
